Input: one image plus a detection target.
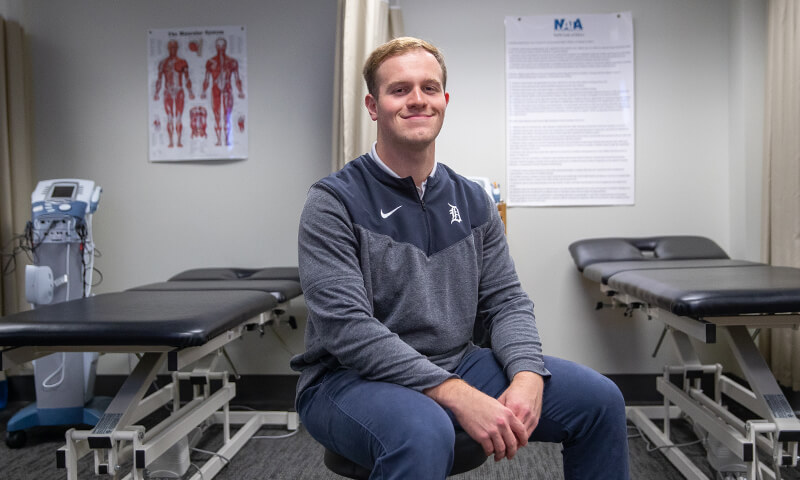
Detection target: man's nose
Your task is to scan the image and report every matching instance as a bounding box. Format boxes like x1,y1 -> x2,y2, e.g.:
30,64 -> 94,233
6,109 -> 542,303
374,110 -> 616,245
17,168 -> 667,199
407,87 -> 425,106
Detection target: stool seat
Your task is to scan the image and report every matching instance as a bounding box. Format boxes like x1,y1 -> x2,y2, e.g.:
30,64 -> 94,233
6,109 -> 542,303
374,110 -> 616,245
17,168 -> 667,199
323,430 -> 488,479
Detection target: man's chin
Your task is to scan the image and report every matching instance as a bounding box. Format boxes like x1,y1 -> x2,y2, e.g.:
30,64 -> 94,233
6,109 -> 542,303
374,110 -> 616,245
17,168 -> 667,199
401,129 -> 441,146
399,136 -> 436,151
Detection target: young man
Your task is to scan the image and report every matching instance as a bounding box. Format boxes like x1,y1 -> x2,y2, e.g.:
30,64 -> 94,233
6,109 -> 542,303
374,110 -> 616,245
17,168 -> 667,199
290,37 -> 630,479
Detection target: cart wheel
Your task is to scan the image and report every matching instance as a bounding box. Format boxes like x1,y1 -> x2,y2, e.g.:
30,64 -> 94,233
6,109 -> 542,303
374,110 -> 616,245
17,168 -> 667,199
5,430 -> 26,449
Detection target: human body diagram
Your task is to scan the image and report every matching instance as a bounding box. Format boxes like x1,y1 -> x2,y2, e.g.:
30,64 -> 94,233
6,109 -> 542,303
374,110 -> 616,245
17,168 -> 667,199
201,38 -> 245,147
154,40 -> 195,148
148,28 -> 247,161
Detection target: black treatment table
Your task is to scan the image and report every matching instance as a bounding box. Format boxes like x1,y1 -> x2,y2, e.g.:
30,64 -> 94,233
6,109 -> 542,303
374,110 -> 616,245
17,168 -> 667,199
0,267 -> 303,480
569,236 -> 800,480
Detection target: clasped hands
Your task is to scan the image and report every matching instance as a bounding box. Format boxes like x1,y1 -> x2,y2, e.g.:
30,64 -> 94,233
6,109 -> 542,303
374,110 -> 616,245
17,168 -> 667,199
426,371 -> 544,462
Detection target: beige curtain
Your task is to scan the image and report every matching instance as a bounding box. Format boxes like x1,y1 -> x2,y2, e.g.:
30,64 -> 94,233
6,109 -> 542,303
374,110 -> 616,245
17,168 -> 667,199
760,0 -> 800,390
331,0 -> 404,171
0,16 -> 35,316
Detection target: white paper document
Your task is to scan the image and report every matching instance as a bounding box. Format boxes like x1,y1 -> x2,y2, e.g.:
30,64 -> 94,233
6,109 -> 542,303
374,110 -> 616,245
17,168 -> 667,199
505,13 -> 634,206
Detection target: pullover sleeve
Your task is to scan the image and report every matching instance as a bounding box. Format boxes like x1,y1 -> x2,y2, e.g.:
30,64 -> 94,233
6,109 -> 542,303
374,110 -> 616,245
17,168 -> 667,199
297,185 -> 457,392
477,198 -> 551,381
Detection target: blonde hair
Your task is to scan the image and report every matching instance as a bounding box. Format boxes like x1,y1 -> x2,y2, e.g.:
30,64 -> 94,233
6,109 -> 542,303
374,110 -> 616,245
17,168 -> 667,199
362,37 -> 447,97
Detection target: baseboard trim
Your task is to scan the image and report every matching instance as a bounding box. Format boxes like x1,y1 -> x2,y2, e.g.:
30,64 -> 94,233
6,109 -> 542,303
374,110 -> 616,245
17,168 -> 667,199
4,373 -> 667,408
606,374 -> 663,404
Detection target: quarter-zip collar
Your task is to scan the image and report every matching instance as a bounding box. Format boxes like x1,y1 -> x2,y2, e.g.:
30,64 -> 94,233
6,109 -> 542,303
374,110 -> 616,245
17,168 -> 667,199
369,142 -> 438,199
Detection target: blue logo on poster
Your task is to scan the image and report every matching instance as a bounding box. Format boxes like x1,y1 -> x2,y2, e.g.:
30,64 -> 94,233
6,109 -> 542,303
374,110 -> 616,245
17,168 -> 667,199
554,18 -> 583,31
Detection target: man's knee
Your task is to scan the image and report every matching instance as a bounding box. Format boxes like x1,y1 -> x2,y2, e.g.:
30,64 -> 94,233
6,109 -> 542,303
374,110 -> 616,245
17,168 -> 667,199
374,412 -> 455,477
589,373 -> 625,419
390,399 -> 455,451
541,359 -> 627,442
301,372 -> 458,473
412,413 -> 456,452
545,357 -> 625,418
568,370 -> 626,438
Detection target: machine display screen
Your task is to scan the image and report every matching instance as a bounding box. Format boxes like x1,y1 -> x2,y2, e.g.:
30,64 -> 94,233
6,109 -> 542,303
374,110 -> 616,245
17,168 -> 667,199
50,185 -> 75,198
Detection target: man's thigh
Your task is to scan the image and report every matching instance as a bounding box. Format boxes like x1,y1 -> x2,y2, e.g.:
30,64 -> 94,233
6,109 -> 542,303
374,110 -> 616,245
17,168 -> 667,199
297,368 -> 453,468
454,347 -> 509,397
532,355 -> 624,445
456,348 -> 618,444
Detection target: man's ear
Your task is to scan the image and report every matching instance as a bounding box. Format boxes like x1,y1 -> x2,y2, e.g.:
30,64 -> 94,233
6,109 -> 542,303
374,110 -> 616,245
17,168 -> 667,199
365,94 -> 378,121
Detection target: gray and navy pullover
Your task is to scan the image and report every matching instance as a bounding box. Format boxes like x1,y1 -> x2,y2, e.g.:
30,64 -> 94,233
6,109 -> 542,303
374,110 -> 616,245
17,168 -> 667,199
290,154 -> 549,401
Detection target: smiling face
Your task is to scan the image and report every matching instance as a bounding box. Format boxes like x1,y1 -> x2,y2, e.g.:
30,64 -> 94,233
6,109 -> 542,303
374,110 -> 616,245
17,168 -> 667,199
365,49 -> 449,152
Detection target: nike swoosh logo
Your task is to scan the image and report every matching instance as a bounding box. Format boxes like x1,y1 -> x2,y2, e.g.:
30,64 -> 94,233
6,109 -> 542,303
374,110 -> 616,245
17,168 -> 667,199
380,206 -> 402,219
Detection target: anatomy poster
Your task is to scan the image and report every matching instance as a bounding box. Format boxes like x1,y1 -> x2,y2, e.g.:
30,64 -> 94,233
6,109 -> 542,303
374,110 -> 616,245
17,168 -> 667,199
505,13 -> 634,206
148,26 -> 248,162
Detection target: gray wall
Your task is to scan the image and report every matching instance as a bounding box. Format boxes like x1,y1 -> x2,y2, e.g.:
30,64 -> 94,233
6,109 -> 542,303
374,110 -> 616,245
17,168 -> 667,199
400,0 -> 765,373
1,0 -> 766,377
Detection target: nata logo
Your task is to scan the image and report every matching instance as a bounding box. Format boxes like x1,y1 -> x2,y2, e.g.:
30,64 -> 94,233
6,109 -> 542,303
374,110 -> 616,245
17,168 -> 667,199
554,18 -> 583,31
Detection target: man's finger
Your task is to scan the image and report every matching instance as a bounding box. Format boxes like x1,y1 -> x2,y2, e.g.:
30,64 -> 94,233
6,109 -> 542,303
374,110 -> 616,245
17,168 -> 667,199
510,415 -> 529,447
481,439 -> 494,457
493,429 -> 511,461
502,432 -> 517,460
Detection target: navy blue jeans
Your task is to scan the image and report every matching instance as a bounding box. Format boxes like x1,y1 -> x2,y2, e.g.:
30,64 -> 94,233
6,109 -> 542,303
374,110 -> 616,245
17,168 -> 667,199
298,349 -> 629,479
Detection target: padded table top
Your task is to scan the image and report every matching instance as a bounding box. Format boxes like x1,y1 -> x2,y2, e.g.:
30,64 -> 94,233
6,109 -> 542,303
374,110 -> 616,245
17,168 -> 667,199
569,236 -> 730,271
569,236 -> 800,319
0,290 -> 276,347
608,265 -> 800,317
130,279 -> 303,303
583,259 -> 759,284
169,267 -> 300,283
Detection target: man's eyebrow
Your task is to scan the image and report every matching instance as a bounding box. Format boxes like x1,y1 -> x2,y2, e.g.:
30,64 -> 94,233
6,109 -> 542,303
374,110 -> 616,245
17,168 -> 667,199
384,81 -> 409,91
384,78 -> 442,91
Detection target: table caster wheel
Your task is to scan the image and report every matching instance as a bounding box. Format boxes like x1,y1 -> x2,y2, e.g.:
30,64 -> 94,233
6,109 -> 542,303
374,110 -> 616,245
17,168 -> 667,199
5,430 -> 26,449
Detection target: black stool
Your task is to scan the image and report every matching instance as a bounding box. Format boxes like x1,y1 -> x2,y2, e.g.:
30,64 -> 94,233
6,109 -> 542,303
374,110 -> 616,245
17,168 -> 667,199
323,430 -> 488,479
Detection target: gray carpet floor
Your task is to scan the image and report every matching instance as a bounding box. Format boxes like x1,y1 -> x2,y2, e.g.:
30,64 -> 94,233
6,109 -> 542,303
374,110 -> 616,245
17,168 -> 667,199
0,401 -> 707,479
2,401 -> 800,479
